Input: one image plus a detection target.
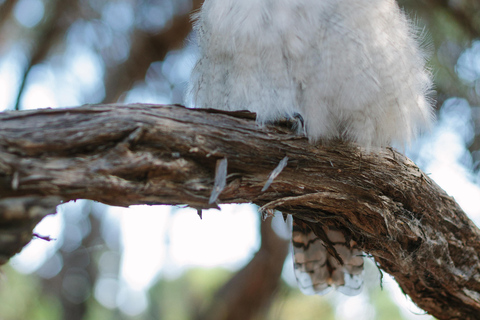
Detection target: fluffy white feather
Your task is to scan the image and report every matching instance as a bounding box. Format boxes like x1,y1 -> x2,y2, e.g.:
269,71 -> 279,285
187,0 -> 434,147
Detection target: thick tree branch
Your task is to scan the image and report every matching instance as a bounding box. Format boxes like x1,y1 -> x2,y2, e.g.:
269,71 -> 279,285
0,104 -> 479,319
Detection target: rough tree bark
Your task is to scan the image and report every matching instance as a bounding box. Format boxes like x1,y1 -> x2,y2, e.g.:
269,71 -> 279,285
0,104 -> 479,319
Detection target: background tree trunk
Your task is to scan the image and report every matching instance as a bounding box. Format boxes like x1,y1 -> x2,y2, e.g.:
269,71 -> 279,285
195,217 -> 290,320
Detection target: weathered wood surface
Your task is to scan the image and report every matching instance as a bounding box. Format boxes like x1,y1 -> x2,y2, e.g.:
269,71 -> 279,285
0,104 -> 479,319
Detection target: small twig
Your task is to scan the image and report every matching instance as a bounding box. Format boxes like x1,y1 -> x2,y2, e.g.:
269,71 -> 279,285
33,233 -> 56,242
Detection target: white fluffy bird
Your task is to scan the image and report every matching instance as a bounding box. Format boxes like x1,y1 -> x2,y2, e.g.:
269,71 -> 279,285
188,0 -> 434,147
187,0 -> 434,295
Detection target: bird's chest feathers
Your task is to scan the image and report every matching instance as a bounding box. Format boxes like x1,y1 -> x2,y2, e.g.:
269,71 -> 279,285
204,0 -> 312,51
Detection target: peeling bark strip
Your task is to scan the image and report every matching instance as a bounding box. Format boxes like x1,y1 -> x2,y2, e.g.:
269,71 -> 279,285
262,156 -> 288,192
209,157 -> 228,204
0,104 -> 479,319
